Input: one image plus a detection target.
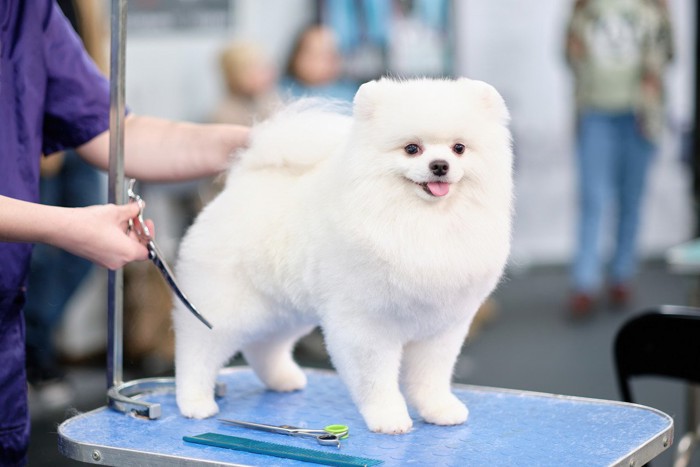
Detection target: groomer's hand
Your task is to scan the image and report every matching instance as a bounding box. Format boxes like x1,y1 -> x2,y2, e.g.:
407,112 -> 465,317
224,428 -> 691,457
51,203 -> 155,270
0,195 -> 154,270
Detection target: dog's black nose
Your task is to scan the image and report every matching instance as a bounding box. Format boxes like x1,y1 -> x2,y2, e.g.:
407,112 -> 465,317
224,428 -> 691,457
430,160 -> 449,176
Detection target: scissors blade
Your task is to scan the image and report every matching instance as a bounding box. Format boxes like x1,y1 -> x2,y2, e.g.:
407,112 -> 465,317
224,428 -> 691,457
148,240 -> 213,330
219,419 -> 341,447
218,419 -> 293,435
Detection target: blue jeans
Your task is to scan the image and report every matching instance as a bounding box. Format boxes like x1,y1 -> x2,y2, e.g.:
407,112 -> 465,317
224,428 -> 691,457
24,151 -> 104,375
572,110 -> 655,293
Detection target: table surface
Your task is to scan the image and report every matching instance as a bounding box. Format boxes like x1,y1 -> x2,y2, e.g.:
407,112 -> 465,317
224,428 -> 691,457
59,367 -> 673,467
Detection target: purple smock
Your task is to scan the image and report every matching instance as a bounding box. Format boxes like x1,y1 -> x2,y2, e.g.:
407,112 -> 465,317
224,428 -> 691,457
0,1 -> 110,464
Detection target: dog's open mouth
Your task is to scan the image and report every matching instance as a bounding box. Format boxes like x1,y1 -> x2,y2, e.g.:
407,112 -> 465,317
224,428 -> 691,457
418,181 -> 451,197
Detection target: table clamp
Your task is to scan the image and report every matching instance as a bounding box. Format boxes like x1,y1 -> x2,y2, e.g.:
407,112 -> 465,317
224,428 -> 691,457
107,377 -> 227,419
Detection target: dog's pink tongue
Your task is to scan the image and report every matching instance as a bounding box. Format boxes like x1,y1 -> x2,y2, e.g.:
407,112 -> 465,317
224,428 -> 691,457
427,182 -> 450,197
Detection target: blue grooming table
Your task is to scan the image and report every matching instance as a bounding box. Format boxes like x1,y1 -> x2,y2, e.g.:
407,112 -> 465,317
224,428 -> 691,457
58,367 -> 672,466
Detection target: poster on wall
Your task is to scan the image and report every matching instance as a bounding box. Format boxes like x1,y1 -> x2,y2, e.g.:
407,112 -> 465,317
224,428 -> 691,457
319,0 -> 454,82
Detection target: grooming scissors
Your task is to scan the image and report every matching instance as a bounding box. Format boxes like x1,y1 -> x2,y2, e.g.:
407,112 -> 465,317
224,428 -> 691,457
218,418 -> 349,448
127,179 -> 213,329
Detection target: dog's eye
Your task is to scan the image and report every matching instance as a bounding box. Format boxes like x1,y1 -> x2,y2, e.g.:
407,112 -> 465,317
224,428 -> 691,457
404,144 -> 421,155
453,143 -> 466,155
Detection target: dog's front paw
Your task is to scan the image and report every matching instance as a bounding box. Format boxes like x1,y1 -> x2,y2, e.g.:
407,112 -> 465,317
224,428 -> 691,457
177,395 -> 219,419
418,393 -> 468,426
362,402 -> 413,434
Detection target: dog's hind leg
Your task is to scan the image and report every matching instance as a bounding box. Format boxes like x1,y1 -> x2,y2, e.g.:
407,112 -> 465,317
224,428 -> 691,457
401,320 -> 471,426
242,324 -> 315,392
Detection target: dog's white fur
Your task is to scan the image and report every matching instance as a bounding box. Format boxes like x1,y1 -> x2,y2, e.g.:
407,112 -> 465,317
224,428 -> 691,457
173,78 -> 513,434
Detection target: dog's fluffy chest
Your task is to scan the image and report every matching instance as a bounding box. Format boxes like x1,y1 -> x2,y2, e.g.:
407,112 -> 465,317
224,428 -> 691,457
279,206 -> 508,337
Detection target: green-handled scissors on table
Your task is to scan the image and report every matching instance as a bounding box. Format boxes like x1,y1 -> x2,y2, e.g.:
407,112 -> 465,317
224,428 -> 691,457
218,418 -> 349,448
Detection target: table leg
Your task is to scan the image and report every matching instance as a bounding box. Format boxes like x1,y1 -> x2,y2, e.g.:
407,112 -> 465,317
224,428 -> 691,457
674,384 -> 700,467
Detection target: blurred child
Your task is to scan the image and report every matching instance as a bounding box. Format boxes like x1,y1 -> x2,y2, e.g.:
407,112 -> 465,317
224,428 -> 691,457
281,25 -> 358,103
212,41 -> 280,126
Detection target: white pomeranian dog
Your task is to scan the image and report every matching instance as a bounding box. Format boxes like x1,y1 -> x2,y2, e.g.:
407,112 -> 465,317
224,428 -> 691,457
173,77 -> 513,434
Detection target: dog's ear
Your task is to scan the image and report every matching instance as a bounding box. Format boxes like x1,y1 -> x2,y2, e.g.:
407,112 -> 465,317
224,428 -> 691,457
353,80 -> 381,120
460,78 -> 510,124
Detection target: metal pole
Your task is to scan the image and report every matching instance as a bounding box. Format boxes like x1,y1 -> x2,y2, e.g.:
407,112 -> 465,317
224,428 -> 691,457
107,0 -> 127,390
102,1 -> 228,416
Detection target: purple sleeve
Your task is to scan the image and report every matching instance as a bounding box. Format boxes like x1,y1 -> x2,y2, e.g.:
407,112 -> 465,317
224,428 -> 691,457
41,2 -> 111,155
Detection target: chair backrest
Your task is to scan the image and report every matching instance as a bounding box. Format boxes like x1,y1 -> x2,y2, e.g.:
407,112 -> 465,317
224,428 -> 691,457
614,305 -> 700,403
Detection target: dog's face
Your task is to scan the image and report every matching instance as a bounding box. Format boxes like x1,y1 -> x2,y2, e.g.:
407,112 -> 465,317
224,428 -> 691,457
392,139 -> 467,201
350,78 -> 512,203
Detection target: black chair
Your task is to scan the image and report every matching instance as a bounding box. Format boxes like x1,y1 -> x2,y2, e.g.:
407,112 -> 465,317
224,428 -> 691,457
614,305 -> 700,467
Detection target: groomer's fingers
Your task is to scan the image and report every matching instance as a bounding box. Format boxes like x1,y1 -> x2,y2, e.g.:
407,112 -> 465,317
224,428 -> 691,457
56,203 -> 151,269
107,204 -> 150,266
117,202 -> 142,229
121,235 -> 150,264
144,219 -> 155,237
119,201 -> 141,219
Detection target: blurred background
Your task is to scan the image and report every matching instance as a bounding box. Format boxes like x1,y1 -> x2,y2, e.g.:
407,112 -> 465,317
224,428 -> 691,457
123,0 -> 694,264
29,0 -> 700,465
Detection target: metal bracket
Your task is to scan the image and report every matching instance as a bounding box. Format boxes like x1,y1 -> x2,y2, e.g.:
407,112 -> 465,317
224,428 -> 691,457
107,377 -> 227,419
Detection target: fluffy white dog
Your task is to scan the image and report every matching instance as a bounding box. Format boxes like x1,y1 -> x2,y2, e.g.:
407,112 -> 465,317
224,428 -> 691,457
173,77 -> 513,434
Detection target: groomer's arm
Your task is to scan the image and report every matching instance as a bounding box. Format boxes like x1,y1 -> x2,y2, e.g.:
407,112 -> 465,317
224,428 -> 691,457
0,116 -> 247,269
76,114 -> 250,181
0,195 -> 149,269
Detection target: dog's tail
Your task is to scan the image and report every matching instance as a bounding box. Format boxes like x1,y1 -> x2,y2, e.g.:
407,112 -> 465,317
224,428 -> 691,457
235,98 -> 352,172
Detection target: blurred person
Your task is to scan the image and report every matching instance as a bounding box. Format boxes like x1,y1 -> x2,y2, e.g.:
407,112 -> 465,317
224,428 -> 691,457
212,41 -> 281,126
565,0 -> 673,318
203,42 -> 281,202
23,0 -> 108,402
0,1 -> 248,464
280,24 -> 358,103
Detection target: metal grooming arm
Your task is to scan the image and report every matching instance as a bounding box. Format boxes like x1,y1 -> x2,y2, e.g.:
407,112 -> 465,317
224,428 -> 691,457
105,0 -> 167,419
105,0 -> 224,419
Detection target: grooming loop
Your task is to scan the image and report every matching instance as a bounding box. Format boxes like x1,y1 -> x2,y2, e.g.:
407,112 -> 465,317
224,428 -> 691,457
108,378 -> 227,420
